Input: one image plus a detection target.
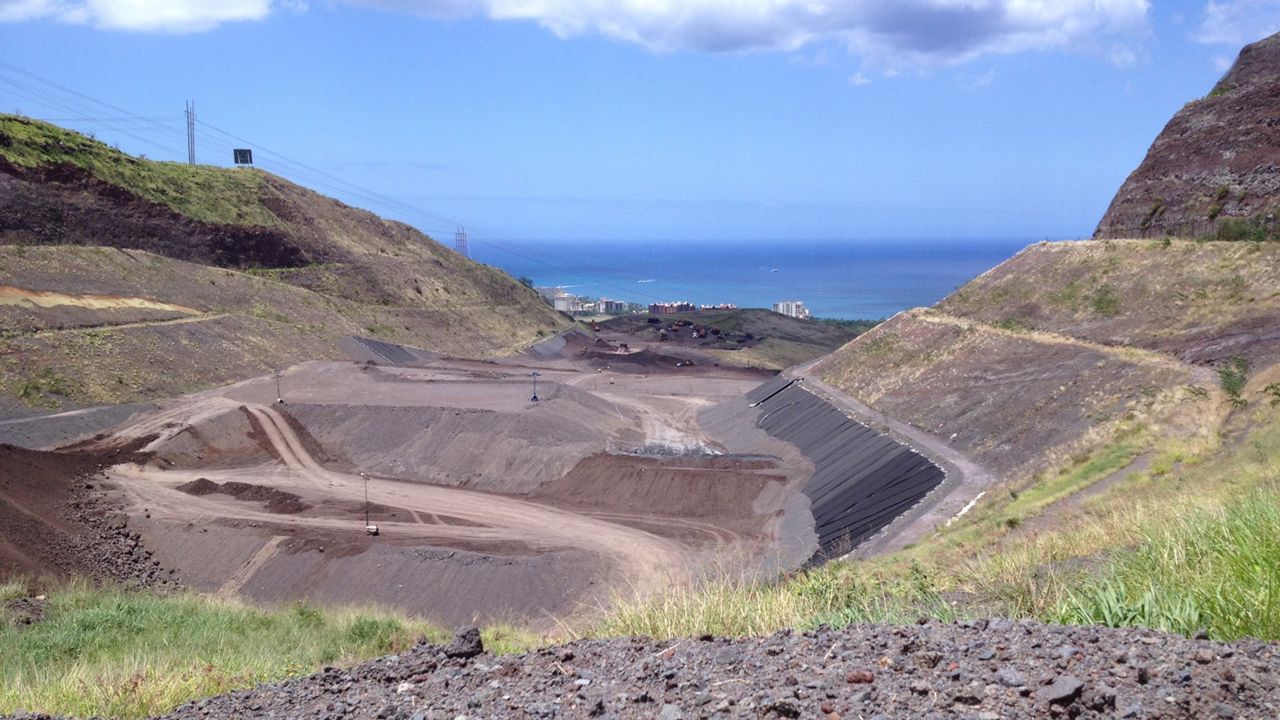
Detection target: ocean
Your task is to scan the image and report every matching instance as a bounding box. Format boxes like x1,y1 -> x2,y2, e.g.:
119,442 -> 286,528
470,238 -> 1035,320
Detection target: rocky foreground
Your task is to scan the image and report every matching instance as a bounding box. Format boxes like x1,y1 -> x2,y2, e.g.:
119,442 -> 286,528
13,619 -> 1277,719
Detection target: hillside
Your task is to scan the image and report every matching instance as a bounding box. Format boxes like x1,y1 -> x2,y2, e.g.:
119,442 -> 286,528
0,116 -> 569,414
1094,32 -> 1280,240
812,239 -> 1278,477
596,309 -> 872,369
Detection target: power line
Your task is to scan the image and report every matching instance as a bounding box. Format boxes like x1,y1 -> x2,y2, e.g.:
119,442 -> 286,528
0,62 -> 677,304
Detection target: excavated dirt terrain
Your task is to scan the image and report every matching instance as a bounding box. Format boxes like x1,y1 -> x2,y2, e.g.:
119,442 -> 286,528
0,438 -> 175,587
18,356 -> 816,627
19,620 -> 1263,719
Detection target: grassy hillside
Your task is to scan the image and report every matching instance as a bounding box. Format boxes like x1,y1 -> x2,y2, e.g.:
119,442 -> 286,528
0,115 -> 275,227
0,246 -> 562,414
0,115 -> 569,413
813,239 -> 1273,479
941,240 -> 1280,367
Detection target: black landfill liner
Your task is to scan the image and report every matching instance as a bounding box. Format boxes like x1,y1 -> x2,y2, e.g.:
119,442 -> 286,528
351,336 -> 418,365
752,380 -> 945,565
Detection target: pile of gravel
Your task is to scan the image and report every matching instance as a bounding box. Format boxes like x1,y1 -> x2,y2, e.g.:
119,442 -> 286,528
64,474 -> 180,589
77,619 -> 1277,719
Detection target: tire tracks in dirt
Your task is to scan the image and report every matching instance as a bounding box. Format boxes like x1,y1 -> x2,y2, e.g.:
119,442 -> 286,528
114,401 -> 698,593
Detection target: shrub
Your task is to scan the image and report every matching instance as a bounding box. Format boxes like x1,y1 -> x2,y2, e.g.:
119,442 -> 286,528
1216,216 -> 1271,242
1217,356 -> 1249,406
1090,284 -> 1120,316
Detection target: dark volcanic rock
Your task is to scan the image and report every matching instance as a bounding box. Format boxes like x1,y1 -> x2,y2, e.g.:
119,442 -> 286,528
443,625 -> 484,659
134,620 -> 1279,720
1095,32 -> 1280,238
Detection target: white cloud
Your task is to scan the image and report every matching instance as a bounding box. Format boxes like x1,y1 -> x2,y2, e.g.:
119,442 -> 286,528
1197,0 -> 1280,45
0,0 -> 1152,63
0,0 -> 272,31
371,0 -> 1151,66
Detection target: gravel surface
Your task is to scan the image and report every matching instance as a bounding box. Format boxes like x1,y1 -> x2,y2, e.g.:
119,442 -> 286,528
11,619 -> 1262,719
0,439 -> 177,589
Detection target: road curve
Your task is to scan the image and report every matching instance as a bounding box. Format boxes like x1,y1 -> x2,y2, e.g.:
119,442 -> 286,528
111,401 -> 698,591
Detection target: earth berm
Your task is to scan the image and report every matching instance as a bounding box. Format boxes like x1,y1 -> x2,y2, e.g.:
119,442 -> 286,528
9,621 -> 1276,719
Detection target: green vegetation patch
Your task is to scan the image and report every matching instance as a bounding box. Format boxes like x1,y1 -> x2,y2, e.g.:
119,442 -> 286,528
1217,356 -> 1249,407
13,367 -> 73,409
1215,215 -> 1275,242
1056,487 -> 1280,640
0,115 -> 277,228
0,583 -> 443,719
1089,283 -> 1120,316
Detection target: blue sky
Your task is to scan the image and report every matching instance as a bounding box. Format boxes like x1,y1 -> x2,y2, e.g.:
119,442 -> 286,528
2,0 -> 1279,242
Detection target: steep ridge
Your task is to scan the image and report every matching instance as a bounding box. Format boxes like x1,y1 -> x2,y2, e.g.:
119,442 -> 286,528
0,116 -> 569,414
1094,32 -> 1280,239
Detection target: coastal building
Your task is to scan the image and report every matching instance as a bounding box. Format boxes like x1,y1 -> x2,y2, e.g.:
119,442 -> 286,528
649,302 -> 696,315
700,303 -> 738,311
772,300 -> 811,319
599,298 -> 627,315
536,286 -> 567,304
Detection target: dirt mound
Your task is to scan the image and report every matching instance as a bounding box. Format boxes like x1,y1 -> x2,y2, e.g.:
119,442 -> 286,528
174,477 -> 219,495
534,453 -> 782,524
3,595 -> 47,626
0,439 -> 174,586
176,478 -> 309,515
286,400 -> 622,494
143,620 -> 1279,720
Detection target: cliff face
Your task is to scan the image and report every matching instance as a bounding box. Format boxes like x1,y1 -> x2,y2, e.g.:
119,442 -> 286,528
1095,32 -> 1280,239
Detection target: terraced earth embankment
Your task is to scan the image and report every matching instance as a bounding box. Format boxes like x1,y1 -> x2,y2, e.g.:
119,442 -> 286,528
812,239 -> 1275,480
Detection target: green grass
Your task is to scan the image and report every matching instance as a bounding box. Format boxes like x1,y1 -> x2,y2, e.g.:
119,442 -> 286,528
13,367 -> 73,408
1055,487 -> 1280,640
0,582 -> 443,719
1090,283 -> 1120,316
0,114 -> 276,227
593,407 -> 1279,644
0,579 -> 28,603
1217,356 -> 1250,405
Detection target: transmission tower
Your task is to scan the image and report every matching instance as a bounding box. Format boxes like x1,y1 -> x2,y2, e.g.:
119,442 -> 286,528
454,227 -> 469,257
185,100 -> 196,165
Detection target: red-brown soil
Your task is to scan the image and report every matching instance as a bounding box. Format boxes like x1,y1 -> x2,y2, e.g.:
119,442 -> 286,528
1095,32 -> 1280,238
0,437 -> 163,584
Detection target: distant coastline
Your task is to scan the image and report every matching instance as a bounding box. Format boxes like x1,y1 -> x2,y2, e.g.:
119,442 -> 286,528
472,238 -> 1031,320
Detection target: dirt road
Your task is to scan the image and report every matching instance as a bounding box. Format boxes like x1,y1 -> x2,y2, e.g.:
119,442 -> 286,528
109,401 -> 693,592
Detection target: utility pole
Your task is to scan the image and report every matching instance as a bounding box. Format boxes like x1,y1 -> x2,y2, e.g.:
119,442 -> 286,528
530,371 -> 541,402
361,472 -> 369,528
454,227 -> 469,258
185,100 -> 196,165
273,367 -> 284,404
